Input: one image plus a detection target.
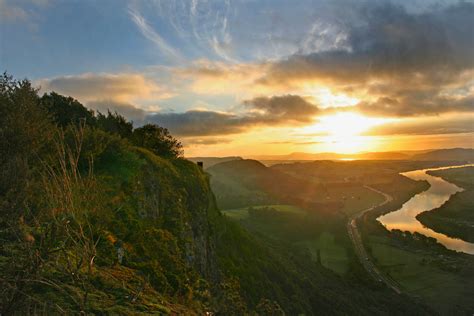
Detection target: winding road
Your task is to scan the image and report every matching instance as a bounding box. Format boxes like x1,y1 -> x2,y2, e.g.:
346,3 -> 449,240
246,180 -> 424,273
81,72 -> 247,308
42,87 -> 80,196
346,185 -> 402,294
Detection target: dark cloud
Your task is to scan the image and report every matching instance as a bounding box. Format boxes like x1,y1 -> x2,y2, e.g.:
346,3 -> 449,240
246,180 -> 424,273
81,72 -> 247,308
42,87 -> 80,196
243,95 -> 319,123
261,2 -> 474,86
355,93 -> 474,117
146,95 -> 320,136
146,110 -> 245,136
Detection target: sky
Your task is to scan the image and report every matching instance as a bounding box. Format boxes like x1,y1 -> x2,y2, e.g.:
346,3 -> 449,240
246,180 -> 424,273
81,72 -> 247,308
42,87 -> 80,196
1,0 -> 473,156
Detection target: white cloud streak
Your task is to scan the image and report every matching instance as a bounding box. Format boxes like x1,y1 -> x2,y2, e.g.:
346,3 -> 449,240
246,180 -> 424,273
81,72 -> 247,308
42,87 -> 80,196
128,6 -> 184,63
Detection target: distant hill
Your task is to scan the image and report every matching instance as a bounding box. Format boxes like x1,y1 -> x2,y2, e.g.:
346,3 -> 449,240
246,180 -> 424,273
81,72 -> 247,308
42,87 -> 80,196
187,156 -> 242,168
208,159 -> 331,210
412,148 -> 474,162
207,159 -> 290,209
250,151 -> 410,161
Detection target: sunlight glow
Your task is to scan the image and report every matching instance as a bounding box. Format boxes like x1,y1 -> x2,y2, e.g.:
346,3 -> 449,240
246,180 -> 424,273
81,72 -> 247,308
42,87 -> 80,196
303,112 -> 393,154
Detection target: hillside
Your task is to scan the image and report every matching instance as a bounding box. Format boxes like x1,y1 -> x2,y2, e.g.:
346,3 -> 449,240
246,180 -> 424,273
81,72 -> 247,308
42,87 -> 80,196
208,159 -> 322,210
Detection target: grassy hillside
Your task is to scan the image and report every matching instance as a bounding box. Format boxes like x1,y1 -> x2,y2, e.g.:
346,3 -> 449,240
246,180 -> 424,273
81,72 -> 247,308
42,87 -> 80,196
417,167 -> 474,243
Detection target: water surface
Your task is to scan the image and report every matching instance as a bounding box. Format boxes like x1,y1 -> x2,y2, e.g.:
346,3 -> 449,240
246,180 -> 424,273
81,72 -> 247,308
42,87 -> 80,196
377,165 -> 474,255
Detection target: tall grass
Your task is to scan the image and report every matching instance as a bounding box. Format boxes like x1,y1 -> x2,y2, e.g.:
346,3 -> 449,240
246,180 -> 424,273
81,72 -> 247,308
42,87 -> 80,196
1,121 -> 102,314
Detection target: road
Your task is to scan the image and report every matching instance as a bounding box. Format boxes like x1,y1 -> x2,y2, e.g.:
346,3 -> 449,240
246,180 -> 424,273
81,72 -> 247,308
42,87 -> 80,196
346,185 -> 402,294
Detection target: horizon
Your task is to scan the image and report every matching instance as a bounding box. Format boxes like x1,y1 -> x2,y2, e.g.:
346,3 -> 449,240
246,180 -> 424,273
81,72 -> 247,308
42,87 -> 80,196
186,147 -> 474,159
1,0 -> 473,156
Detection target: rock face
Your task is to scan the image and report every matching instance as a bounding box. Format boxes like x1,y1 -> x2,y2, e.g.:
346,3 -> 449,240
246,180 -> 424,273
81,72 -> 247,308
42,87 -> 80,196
130,149 -> 221,284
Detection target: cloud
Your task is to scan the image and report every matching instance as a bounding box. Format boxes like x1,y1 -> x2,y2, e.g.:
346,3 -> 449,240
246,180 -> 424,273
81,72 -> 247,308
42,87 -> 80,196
365,114 -> 474,136
356,93 -> 474,117
260,2 -> 474,87
146,110 -> 244,136
267,140 -> 323,145
174,59 -> 265,95
128,7 -> 184,63
182,137 -> 233,145
145,94 -> 321,136
87,100 -> 147,123
0,0 -> 28,22
243,94 -> 319,123
38,72 -> 173,124
38,72 -> 169,104
0,0 -> 49,24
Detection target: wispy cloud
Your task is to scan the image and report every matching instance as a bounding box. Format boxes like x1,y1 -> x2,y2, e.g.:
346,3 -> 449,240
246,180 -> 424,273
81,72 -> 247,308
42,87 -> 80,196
128,6 -> 184,63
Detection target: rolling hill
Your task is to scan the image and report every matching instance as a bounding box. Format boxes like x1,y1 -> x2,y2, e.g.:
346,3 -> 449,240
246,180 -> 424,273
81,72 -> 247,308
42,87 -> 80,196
412,148 -> 474,162
249,148 -> 474,162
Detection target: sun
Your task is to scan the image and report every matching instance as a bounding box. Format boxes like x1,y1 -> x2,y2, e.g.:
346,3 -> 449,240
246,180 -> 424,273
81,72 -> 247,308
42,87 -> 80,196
303,112 -> 391,154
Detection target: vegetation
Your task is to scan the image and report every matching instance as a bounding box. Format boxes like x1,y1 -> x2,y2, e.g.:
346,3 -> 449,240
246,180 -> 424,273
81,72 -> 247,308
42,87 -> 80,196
0,73 -> 434,314
417,167 -> 474,243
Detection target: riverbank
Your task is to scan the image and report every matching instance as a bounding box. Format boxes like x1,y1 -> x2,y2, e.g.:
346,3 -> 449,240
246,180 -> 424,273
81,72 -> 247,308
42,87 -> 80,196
417,167 -> 474,243
377,164 -> 474,254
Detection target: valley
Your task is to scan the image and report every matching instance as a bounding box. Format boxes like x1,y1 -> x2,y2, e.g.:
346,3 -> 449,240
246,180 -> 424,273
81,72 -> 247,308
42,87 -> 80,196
209,157 -> 474,314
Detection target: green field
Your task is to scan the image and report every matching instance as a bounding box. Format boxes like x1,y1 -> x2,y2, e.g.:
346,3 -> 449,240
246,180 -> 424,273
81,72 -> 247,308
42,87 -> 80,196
298,232 -> 349,275
224,205 -> 350,274
368,236 -> 474,314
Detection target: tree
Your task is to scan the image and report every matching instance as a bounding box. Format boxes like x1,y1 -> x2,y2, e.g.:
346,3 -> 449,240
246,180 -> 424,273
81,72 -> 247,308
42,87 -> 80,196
0,73 -> 53,220
40,92 -> 96,127
131,124 -> 183,158
96,110 -> 133,139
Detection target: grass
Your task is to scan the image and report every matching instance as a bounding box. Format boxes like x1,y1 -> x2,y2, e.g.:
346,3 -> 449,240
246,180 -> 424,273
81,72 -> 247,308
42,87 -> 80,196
224,205 -> 349,275
298,232 -> 349,275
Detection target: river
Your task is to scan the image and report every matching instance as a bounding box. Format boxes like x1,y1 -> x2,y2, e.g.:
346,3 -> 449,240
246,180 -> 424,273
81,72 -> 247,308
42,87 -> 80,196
377,164 -> 474,255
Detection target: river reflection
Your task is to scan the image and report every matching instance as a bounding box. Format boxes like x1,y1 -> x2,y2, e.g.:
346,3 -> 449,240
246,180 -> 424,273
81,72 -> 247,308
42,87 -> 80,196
377,165 -> 474,255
